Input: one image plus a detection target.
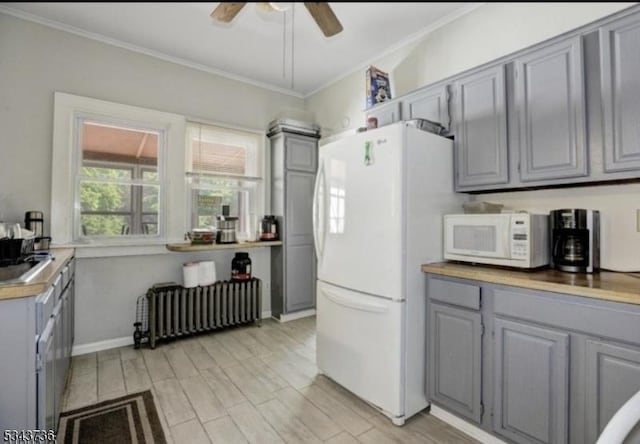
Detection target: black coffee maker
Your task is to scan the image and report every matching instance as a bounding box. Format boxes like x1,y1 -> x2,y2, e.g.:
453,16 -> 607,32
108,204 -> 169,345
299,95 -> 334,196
550,209 -> 600,273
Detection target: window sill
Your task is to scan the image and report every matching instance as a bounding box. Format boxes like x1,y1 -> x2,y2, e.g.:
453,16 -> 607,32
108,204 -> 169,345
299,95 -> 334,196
55,239 -> 182,259
166,240 -> 283,252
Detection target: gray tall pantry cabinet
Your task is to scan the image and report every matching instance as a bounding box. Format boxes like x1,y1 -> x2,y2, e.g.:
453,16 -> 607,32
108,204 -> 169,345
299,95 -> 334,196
268,120 -> 320,320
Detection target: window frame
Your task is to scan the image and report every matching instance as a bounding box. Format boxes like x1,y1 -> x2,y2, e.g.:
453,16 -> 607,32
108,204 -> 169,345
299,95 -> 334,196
51,92 -> 186,251
78,159 -> 160,237
185,120 -> 266,240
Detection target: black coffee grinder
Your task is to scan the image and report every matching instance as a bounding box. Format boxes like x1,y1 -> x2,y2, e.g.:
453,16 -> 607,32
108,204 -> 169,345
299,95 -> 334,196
550,209 -> 600,273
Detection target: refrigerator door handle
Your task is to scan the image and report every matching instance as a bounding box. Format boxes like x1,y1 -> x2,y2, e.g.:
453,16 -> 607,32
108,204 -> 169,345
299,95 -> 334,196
312,161 -> 325,260
323,289 -> 389,313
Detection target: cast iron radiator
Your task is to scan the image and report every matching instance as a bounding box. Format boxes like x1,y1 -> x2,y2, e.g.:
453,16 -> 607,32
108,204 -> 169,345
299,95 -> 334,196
133,278 -> 262,349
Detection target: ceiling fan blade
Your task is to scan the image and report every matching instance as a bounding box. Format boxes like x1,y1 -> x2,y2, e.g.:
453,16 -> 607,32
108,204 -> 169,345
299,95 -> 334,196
210,3 -> 246,23
304,3 -> 343,37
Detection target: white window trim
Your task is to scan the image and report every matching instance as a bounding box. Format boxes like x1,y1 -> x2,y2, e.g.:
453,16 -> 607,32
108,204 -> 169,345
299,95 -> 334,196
51,92 -> 187,255
185,118 -> 268,233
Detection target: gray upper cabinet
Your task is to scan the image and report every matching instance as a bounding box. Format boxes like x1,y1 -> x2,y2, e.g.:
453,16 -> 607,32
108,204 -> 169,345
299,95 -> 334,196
401,85 -> 450,130
286,134 -> 318,173
428,302 -> 482,423
366,101 -> 401,127
515,37 -> 588,182
493,318 -> 569,444
585,340 -> 640,443
600,14 -> 640,172
454,65 -> 509,189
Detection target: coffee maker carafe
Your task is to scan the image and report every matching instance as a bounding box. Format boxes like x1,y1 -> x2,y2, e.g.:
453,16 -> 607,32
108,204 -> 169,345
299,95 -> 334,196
550,209 -> 600,273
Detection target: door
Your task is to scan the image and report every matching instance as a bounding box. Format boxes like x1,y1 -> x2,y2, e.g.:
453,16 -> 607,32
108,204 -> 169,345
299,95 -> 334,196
285,134 -> 317,173
314,125 -> 403,299
428,302 -> 482,423
52,299 -> 64,431
401,85 -> 449,130
36,319 -> 56,430
454,65 -> 509,189
600,15 -> 640,172
285,244 -> 315,312
285,172 -> 315,244
316,281 -> 403,416
493,318 -> 569,444
516,36 -> 587,182
585,339 -> 640,443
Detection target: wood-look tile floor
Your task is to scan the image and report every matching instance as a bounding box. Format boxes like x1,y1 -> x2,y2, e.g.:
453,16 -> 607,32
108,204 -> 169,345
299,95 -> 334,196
62,317 -> 479,444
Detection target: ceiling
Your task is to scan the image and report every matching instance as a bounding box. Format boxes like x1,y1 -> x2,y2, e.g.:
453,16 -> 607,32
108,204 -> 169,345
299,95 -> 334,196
0,2 -> 479,96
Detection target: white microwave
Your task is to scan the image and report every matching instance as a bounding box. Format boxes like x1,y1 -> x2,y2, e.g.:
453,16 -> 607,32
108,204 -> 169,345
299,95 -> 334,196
443,213 -> 549,268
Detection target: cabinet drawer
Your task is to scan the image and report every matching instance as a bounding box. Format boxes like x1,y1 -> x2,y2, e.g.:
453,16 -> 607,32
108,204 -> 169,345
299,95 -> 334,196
428,277 -> 480,310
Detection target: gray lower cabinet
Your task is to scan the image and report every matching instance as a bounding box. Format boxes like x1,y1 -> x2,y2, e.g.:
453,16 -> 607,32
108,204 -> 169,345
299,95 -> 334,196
493,318 -> 569,444
515,36 -> 588,182
454,64 -> 509,190
401,84 -> 450,131
425,273 -> 640,444
600,14 -> 640,173
428,302 -> 482,423
269,126 -> 318,319
0,255 -> 75,431
585,339 -> 640,443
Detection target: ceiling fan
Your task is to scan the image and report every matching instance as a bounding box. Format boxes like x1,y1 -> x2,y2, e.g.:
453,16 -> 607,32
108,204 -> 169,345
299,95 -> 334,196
210,2 -> 343,37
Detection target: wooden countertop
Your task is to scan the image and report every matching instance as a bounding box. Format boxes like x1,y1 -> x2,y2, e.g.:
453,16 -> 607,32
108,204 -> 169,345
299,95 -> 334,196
422,262 -> 640,306
0,248 -> 75,301
166,241 -> 283,252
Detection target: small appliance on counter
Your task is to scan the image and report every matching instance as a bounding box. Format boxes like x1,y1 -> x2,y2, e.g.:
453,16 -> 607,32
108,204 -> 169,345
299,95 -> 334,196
550,209 -> 600,273
24,211 -> 51,251
443,213 -> 550,268
231,252 -> 251,281
259,215 -> 279,241
216,205 -> 238,244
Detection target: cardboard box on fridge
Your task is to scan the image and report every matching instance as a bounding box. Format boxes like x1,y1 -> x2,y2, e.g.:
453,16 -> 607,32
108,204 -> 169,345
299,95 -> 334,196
366,66 -> 391,109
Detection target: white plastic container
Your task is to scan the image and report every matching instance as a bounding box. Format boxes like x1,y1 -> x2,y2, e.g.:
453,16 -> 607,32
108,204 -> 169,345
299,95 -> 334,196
182,262 -> 199,288
198,260 -> 216,286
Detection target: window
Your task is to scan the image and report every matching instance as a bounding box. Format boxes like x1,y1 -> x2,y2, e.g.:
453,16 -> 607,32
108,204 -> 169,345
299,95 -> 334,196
51,92 -> 186,248
78,120 -> 161,238
186,122 -> 264,241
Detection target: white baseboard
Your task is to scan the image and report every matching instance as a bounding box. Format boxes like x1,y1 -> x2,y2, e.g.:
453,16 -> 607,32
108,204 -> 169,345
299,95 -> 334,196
430,405 -> 507,444
274,309 -> 316,322
72,336 -> 133,356
73,313 -> 272,356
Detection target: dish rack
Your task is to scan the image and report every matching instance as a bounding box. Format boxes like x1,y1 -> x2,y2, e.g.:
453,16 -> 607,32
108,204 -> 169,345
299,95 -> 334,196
133,278 -> 262,349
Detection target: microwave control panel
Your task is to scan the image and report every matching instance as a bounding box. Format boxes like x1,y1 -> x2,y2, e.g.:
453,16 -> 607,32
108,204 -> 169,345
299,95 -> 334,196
510,216 -> 529,260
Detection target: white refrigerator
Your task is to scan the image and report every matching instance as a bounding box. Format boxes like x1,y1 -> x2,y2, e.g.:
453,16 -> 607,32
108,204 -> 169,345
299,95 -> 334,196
313,122 -> 464,425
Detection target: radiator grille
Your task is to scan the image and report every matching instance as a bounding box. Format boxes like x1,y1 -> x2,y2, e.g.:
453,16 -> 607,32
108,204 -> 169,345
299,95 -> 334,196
139,279 -> 261,349
453,225 -> 497,252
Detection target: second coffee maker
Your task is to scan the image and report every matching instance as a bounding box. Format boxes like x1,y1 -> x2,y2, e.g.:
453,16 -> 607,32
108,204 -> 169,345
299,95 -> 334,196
550,209 -> 600,273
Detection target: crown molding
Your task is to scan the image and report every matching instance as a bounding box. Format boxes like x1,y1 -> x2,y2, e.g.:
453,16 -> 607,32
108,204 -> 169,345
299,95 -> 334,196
0,5 -> 305,99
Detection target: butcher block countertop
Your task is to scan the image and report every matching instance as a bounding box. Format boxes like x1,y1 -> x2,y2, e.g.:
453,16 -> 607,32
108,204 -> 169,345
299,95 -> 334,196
422,262 -> 640,306
0,248 -> 74,301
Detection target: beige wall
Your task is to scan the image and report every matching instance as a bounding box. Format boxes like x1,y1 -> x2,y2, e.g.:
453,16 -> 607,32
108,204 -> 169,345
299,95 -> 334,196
305,2 -> 640,272
0,13 -> 304,346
